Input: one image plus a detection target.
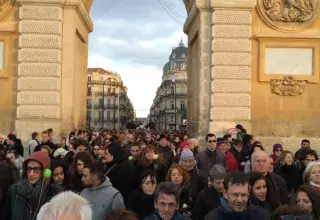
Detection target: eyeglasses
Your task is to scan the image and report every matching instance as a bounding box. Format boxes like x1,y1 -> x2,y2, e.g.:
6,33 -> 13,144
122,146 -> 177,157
208,140 -> 217,143
281,215 -> 312,220
26,166 -> 42,173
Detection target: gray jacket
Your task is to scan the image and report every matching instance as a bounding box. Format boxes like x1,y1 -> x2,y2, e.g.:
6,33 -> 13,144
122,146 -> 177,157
195,148 -> 227,175
80,177 -> 125,220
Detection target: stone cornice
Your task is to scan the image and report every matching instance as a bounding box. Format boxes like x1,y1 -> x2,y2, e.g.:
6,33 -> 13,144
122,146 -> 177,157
16,0 -> 93,32
210,0 -> 257,10
65,1 -> 93,32
183,3 -> 199,34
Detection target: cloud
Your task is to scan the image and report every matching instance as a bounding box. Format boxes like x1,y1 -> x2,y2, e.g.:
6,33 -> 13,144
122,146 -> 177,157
88,0 -> 188,117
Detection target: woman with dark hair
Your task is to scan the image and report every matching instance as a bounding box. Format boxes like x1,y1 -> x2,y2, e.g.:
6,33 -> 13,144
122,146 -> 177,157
126,170 -> 158,219
47,160 -> 70,199
166,163 -> 193,216
275,150 -> 301,196
295,184 -> 320,220
249,172 -> 272,211
105,143 -> 133,203
132,145 -> 167,189
272,205 -> 311,220
91,145 -> 100,162
69,152 -> 94,193
235,124 -> 247,141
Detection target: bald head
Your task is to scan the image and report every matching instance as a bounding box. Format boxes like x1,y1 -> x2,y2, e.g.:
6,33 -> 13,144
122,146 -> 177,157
251,150 -> 269,176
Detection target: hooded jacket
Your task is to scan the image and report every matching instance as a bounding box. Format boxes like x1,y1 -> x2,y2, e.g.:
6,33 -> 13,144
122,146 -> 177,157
0,152 -> 50,220
203,198 -> 270,220
80,177 -> 125,220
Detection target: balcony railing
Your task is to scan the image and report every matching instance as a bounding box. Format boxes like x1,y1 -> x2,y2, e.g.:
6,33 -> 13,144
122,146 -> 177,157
94,91 -> 118,97
88,80 -> 122,87
94,104 -> 118,109
93,117 -> 119,123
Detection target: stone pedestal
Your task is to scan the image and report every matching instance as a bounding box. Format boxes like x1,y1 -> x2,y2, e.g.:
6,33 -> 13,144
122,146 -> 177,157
15,0 -> 93,140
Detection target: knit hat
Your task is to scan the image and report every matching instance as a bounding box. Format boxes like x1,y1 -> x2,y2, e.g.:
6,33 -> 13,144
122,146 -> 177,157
23,151 -> 50,171
208,164 -> 227,181
273,143 -> 283,152
53,148 -> 69,159
180,149 -> 194,161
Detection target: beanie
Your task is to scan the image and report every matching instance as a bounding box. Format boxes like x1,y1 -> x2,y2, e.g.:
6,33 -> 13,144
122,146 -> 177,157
23,151 -> 50,171
180,149 -> 194,161
208,164 -> 227,181
273,143 -> 283,152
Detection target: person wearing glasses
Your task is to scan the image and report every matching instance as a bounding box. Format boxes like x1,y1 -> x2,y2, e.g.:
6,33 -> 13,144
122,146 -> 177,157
195,134 -> 226,176
143,182 -> 191,220
251,150 -> 289,206
0,151 -> 50,220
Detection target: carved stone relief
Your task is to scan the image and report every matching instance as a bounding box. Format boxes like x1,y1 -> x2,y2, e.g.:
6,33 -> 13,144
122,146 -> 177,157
270,76 -> 306,96
257,0 -> 320,31
0,0 -> 12,20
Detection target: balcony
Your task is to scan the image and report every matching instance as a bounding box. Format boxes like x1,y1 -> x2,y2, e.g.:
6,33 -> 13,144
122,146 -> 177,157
94,117 -> 119,123
88,80 -> 122,87
87,104 -> 92,109
94,104 -> 118,109
94,91 -> 118,97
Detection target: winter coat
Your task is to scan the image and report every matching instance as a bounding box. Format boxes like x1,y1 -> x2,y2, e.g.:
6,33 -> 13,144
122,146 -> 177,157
143,211 -> 190,220
69,172 -> 84,193
229,147 -> 247,172
191,187 -> 222,220
157,145 -> 174,169
274,164 -> 302,194
34,141 -> 57,152
249,197 -> 271,212
126,188 -> 155,219
8,140 -> 24,157
105,161 -> 133,203
203,198 -> 270,220
28,139 -> 39,155
195,148 -> 226,176
225,151 -> 238,172
265,172 -> 289,208
188,167 -> 207,201
80,177 -> 125,220
0,180 -> 47,220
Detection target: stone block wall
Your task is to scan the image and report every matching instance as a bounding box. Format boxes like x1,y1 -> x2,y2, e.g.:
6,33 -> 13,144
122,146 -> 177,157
15,5 -> 62,140
210,9 -> 252,136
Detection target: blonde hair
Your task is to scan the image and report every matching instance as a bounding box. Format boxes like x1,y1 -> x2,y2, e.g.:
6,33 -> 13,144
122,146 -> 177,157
188,138 -> 199,147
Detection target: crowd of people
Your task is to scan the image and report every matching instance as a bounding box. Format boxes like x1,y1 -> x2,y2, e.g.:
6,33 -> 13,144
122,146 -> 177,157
0,124 -> 319,220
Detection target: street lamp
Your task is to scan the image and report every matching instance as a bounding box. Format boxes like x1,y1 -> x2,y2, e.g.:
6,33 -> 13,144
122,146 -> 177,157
101,78 -> 119,130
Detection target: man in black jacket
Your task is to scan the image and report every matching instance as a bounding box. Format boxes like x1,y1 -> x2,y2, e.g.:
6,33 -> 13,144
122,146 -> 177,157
7,134 -> 24,157
251,150 -> 289,206
204,172 -> 269,220
192,165 -> 227,220
34,130 -> 57,152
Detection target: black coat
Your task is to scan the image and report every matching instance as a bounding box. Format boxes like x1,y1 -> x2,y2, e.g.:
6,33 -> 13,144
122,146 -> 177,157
274,164 -> 302,193
34,141 -> 57,152
204,204 -> 270,220
265,172 -> 289,209
126,188 -> 155,219
229,147 -> 247,171
105,161 -> 133,203
191,187 -> 222,220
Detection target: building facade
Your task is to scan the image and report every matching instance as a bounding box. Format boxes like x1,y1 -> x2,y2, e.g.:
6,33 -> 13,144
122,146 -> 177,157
148,41 -> 188,131
0,0 -> 94,141
87,68 -> 135,130
183,0 -> 320,151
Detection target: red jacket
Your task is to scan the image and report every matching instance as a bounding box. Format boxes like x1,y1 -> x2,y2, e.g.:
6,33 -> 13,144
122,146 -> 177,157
226,151 -> 238,172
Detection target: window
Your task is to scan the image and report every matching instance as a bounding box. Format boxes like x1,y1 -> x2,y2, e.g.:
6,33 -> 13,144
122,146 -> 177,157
180,101 -> 185,110
171,87 -> 175,94
100,77 -> 103,81
0,42 -> 3,70
87,111 -> 91,118
170,101 -> 174,110
170,115 -> 174,122
87,76 -> 91,82
107,111 -> 111,119
107,98 -> 111,105
87,87 -> 92,96
98,111 -> 103,120
113,88 -> 116,93
99,99 -> 103,105
107,88 -> 111,93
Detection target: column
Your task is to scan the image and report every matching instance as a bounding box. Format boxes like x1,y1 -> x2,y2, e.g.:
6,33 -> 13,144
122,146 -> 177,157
16,2 -> 63,140
209,0 -> 256,136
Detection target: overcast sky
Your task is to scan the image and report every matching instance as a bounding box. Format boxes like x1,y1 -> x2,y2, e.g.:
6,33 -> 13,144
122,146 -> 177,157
88,0 -> 188,118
